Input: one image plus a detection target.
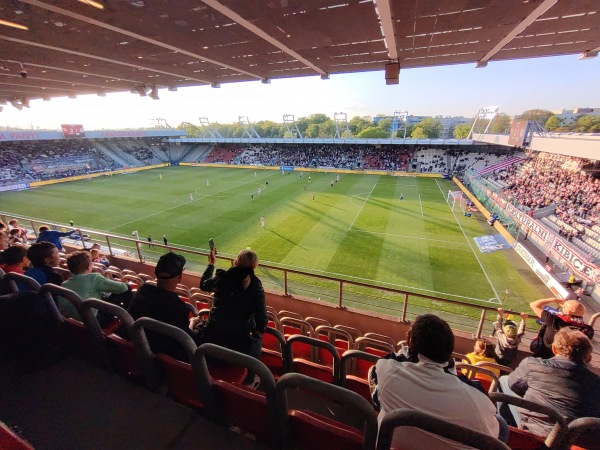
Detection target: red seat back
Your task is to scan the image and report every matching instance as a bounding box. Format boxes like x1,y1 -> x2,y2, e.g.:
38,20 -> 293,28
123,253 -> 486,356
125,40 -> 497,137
106,333 -> 143,379
156,353 -> 203,410
288,410 -> 364,450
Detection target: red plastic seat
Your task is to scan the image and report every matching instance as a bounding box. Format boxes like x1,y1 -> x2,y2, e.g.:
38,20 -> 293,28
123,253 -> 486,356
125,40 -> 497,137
287,410 -> 364,450
156,353 -> 203,409
0,422 -> 34,450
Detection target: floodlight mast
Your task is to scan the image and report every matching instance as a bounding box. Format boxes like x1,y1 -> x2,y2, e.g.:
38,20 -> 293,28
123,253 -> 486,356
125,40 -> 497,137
392,110 -> 409,139
467,106 -> 499,140
283,114 -> 302,139
198,117 -> 223,139
154,117 -> 172,129
334,112 -> 351,139
238,116 -> 261,139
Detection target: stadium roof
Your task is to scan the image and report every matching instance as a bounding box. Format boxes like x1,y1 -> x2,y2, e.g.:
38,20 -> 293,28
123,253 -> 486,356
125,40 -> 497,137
0,0 -> 599,105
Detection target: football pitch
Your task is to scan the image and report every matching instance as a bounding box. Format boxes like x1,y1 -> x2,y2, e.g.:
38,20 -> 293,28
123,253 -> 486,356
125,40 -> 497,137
0,166 -> 551,322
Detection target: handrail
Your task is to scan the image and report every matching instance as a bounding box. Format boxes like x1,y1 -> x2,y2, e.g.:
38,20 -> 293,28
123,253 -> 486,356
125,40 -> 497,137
0,211 -> 532,338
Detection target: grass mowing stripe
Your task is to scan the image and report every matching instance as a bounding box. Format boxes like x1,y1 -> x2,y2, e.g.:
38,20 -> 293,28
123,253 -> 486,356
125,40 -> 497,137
435,178 -> 501,303
348,179 -> 378,231
348,228 -> 468,245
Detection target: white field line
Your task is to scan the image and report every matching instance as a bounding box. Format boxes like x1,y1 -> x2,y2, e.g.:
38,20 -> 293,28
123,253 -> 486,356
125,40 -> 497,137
435,178 -> 502,303
348,228 -> 468,245
107,173 -> 272,231
257,260 -> 500,304
418,194 -> 424,218
348,181 -> 377,231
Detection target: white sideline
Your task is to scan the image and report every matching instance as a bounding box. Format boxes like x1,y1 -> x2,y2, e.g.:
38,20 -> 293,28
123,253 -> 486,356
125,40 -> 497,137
435,178 -> 502,304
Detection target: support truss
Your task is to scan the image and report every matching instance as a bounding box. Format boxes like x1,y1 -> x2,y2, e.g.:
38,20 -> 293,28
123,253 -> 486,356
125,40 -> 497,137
468,106 -> 499,139
392,110 -> 409,139
283,114 -> 303,139
334,112 -> 351,139
199,117 -> 223,139
238,116 -> 261,139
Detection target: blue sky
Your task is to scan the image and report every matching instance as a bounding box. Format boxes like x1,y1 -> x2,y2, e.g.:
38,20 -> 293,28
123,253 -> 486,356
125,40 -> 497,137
1,54 -> 599,130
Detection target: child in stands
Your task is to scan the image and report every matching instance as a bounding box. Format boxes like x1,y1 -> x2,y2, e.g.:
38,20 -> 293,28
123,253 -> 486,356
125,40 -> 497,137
465,338 -> 500,377
494,308 -> 527,366
0,245 -> 29,274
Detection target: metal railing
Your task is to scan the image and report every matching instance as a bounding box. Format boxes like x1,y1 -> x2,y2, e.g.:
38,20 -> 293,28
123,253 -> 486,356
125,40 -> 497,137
1,210 -> 533,338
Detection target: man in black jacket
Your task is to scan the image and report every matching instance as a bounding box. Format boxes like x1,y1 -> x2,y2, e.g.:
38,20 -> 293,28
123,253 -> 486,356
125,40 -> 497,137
128,252 -> 197,359
502,327 -> 600,436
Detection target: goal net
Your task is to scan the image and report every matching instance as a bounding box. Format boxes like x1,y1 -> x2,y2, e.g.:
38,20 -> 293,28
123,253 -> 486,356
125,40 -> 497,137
447,190 -> 468,212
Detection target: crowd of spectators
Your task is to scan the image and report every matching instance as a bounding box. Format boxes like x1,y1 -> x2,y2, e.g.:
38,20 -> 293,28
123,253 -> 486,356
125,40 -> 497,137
0,140 -> 119,186
236,144 -> 363,169
122,145 -> 154,164
502,153 -> 600,225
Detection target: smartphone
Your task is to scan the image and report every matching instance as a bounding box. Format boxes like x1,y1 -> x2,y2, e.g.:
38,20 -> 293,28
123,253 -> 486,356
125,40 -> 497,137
208,238 -> 215,251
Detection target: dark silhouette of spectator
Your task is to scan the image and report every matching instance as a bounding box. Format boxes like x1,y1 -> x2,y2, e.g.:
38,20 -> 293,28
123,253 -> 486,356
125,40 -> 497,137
0,245 -> 29,274
24,242 -> 63,286
128,252 -> 198,359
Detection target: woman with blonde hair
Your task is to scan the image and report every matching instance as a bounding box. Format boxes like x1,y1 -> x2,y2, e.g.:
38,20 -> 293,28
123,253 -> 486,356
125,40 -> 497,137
197,247 -> 267,388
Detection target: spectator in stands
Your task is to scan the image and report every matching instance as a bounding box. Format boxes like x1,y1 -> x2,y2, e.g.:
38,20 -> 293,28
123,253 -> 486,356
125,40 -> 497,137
0,230 -> 8,251
0,245 -> 29,274
36,225 -> 75,252
8,219 -> 28,242
24,242 -> 63,286
8,228 -> 25,246
89,243 -> 110,268
529,298 -> 594,359
494,309 -> 527,366
60,251 -> 131,323
196,247 -> 267,387
501,328 -> 600,436
128,252 -> 199,359
369,314 -> 501,449
464,338 -> 500,377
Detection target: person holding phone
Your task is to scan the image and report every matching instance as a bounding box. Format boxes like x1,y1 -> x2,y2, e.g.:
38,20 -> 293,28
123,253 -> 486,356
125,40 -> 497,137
195,245 -> 267,388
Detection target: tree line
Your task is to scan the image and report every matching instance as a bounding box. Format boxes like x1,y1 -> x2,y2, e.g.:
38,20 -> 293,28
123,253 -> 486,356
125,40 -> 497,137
177,109 -> 599,140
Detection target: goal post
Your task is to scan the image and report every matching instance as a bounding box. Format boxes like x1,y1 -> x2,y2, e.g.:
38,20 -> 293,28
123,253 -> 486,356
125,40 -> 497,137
446,190 -> 467,212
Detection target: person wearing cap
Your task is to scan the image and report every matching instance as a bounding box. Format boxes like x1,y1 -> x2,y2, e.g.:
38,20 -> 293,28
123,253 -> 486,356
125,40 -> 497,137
128,252 -> 198,359
494,308 -> 527,367
529,297 -> 594,359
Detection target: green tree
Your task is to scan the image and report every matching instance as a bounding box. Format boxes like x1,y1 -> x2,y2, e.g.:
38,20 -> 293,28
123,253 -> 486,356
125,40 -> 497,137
414,118 -> 441,138
545,116 -> 561,131
349,116 -> 373,135
490,113 -> 511,134
411,127 -> 428,139
377,118 -> 392,132
517,109 -> 553,125
318,119 -> 336,137
295,116 -> 310,135
305,123 -> 321,138
308,113 -> 330,124
573,115 -> 600,132
357,127 -> 389,138
453,124 -> 471,139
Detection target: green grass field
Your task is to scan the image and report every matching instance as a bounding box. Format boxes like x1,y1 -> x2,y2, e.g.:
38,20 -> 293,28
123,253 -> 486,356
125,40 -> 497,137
0,166 -> 552,327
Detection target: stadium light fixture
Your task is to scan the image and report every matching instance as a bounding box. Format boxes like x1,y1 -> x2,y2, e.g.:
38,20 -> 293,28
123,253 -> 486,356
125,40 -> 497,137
68,93 -> 77,99
10,100 -> 23,110
320,73 -> 330,80
134,85 -> 147,96
167,86 -> 177,92
211,82 -> 221,88
148,85 -> 159,100
385,62 -> 400,85
43,95 -> 51,101
97,90 -> 106,97
475,61 -> 488,68
0,19 -> 29,31
579,50 -> 598,60
78,0 -> 105,10
21,97 -> 30,108
261,78 -> 271,84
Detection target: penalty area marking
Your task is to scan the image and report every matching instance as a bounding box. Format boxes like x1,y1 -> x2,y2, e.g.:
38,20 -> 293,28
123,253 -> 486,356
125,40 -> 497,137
435,178 -> 502,304
348,229 -> 468,246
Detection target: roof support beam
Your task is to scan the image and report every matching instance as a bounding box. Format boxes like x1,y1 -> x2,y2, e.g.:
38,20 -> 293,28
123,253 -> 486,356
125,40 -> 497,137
0,35 -> 210,85
19,0 -> 262,80
477,0 -> 558,66
374,0 -> 398,60
201,0 -> 327,76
